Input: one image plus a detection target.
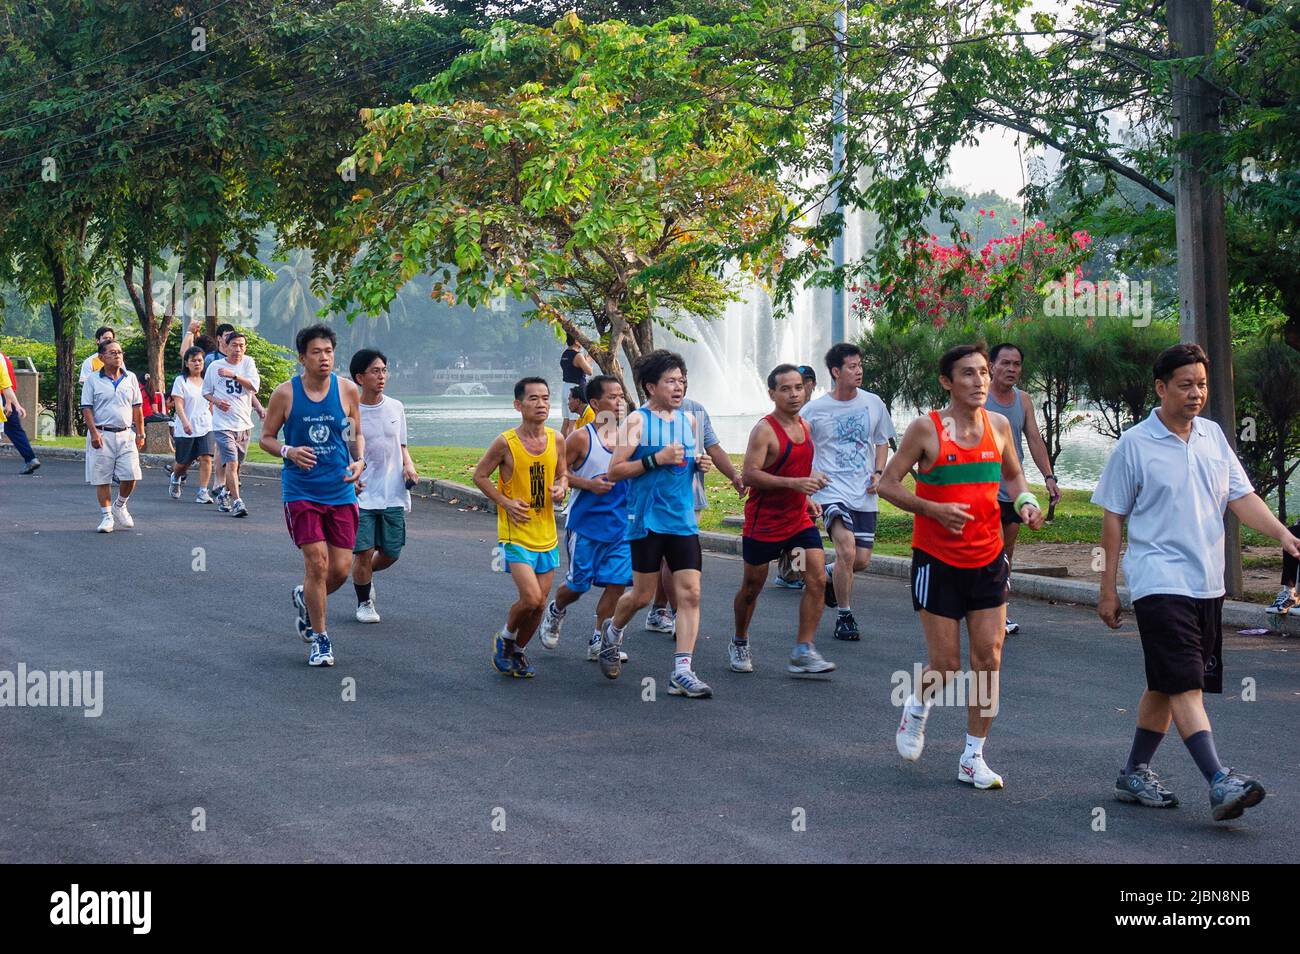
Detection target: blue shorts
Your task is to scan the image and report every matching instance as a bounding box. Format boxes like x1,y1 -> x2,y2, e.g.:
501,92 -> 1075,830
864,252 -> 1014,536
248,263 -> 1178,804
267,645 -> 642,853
820,502 -> 877,549
564,529 -> 632,593
499,542 -> 561,575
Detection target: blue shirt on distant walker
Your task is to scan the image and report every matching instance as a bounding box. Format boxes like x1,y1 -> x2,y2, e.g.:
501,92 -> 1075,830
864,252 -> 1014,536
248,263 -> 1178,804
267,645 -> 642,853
280,374 -> 356,507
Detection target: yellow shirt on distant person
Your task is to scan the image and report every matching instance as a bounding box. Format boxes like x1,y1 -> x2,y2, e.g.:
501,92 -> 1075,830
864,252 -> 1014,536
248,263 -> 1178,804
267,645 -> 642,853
576,404 -> 595,429
0,360 -> 11,424
496,427 -> 558,552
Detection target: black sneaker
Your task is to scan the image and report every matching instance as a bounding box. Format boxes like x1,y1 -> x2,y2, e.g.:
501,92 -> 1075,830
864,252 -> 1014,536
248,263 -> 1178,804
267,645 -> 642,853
833,611 -> 860,641
1265,588 -> 1297,616
1209,768 -> 1266,822
824,578 -> 838,608
1114,764 -> 1178,808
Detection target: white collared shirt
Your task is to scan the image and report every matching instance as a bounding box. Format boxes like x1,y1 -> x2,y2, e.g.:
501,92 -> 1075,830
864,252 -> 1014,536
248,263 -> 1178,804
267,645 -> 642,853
80,368 -> 142,430
1092,408 -> 1252,601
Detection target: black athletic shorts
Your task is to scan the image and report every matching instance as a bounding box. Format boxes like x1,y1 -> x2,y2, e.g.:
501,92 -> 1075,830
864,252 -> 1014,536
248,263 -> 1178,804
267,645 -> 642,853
742,525 -> 824,566
1133,594 -> 1224,695
998,499 -> 1023,526
630,531 -> 703,574
910,548 -> 1010,620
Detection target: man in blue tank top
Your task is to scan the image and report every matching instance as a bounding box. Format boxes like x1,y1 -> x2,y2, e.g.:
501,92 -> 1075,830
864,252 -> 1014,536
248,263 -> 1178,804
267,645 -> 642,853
259,324 -> 365,668
602,350 -> 715,697
537,375 -> 633,669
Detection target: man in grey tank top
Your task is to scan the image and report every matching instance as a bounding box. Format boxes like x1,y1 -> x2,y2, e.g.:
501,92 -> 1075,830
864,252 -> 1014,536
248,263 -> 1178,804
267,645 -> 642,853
986,343 -> 1060,635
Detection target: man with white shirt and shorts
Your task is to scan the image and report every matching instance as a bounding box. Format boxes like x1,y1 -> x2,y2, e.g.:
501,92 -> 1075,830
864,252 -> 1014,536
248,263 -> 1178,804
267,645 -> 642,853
349,349 -> 418,624
1095,343 -> 1298,822
801,342 -> 896,641
202,331 -> 260,518
81,339 -> 144,533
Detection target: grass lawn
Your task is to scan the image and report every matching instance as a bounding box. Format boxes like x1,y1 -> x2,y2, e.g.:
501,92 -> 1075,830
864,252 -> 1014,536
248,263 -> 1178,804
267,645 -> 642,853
35,437 -> 1278,554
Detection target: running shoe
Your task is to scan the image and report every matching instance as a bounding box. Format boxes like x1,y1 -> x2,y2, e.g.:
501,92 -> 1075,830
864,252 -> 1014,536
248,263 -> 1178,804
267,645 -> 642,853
355,599 -> 380,624
824,578 -> 838,608
773,575 -> 805,590
833,612 -> 860,641
958,753 -> 1004,790
21,458 -> 40,475
644,606 -> 675,633
1209,768 -> 1266,822
539,601 -> 564,650
667,669 -> 712,698
1005,618 -> 1020,635
598,620 -> 623,680
788,643 -> 836,674
111,499 -> 134,529
195,487 -> 214,504
1265,588 -> 1297,616
292,585 -> 310,642
1114,764 -> 1179,808
492,634 -> 514,675
168,475 -> 183,499
896,706 -> 929,761
588,631 -> 627,663
308,632 -> 335,667
217,495 -> 232,513
728,640 -> 754,673
96,512 -> 115,533
230,498 -> 248,518
511,651 -> 536,679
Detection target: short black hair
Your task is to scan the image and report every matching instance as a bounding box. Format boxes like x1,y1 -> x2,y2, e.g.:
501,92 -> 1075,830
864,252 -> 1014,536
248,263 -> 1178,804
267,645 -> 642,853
585,375 -> 619,402
989,342 -> 1023,364
195,335 -> 216,354
565,332 -> 577,346
296,323 -> 336,356
939,343 -> 989,380
349,348 -> 387,381
767,363 -> 802,390
182,346 -> 205,365
634,349 -> 686,388
824,342 -> 862,377
225,331 -> 247,346
514,376 -> 549,400
1153,342 -> 1209,382
798,364 -> 817,385
569,385 -> 585,403
97,338 -> 121,356
94,326 -> 114,341
215,323 -> 235,337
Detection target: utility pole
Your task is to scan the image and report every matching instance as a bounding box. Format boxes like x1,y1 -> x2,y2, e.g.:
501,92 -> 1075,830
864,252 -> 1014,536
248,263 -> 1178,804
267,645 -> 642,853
830,0 -> 847,345
1168,0 -> 1242,597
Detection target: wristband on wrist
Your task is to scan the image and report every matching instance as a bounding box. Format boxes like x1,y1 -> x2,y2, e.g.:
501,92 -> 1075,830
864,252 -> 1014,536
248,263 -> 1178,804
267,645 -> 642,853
1014,491 -> 1040,513
642,455 -> 657,473
1045,474 -> 1057,483
281,445 -> 292,459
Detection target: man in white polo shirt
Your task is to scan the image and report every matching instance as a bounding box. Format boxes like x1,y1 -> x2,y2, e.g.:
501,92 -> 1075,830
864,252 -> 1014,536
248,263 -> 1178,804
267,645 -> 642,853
202,330 -> 260,518
81,339 -> 144,533
1094,342 -> 1299,824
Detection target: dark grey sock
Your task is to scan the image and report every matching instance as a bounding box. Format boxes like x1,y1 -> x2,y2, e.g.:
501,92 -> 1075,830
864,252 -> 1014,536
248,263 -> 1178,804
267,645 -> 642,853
1124,727 -> 1166,774
1183,730 -> 1224,783
355,582 -> 372,605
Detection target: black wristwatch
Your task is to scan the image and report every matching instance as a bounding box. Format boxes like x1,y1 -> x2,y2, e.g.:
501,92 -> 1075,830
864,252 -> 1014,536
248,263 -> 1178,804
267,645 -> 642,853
1045,474 -> 1058,483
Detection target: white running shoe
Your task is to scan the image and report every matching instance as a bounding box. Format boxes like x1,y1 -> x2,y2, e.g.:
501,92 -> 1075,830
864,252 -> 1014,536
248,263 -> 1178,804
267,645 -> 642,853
587,631 -> 627,662
355,600 -> 380,624
539,601 -> 564,650
196,487 -> 214,504
96,512 -> 115,533
112,499 -> 134,529
896,705 -> 930,762
644,606 -> 675,633
728,641 -> 754,673
1004,618 -> 1020,635
958,753 -> 1004,790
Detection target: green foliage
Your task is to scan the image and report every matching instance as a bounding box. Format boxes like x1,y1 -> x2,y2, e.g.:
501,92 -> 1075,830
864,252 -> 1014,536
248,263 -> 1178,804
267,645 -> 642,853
1234,336 -> 1300,523
0,335 -> 98,407
1080,318 -> 1179,440
118,327 -> 295,403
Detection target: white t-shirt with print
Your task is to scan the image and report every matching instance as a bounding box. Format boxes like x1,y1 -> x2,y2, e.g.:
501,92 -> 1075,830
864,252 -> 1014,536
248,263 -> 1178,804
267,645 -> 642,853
801,389 -> 896,512
171,375 -> 213,437
357,395 -> 411,511
202,356 -> 260,432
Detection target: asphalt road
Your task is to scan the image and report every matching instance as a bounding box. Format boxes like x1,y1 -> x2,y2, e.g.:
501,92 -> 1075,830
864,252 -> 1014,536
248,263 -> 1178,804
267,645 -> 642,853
2,458 -> 1297,862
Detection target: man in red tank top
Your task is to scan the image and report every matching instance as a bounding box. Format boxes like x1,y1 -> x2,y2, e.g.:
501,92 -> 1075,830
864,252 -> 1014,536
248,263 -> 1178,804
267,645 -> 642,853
878,344 -> 1044,790
729,365 -> 837,676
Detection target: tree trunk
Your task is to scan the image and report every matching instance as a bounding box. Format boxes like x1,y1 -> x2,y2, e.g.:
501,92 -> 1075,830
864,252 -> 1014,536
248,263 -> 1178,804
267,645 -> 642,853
45,247 -> 77,436
204,247 -> 219,335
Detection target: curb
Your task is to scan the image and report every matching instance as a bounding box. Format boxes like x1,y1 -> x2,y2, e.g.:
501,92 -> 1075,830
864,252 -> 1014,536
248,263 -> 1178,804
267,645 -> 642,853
8,443 -> 1287,634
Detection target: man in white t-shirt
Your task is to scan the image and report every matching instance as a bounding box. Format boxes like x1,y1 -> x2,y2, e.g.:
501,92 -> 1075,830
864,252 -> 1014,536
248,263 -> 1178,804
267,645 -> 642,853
1094,343 -> 1298,824
349,348 -> 418,623
801,342 -> 896,642
202,331 -> 260,518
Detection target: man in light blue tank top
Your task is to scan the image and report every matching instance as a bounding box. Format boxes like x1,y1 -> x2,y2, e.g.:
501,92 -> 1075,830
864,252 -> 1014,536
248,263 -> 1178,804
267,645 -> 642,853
602,350 -> 716,698
259,324 -> 365,668
986,342 -> 1060,636
537,375 -> 635,665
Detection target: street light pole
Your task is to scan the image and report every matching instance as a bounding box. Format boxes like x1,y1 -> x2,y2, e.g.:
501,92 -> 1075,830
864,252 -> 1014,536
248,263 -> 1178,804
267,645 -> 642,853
830,0 -> 847,346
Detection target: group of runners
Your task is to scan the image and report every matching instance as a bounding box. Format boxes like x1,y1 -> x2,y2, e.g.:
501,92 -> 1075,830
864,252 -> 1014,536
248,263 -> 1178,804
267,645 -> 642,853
68,320 -> 1294,824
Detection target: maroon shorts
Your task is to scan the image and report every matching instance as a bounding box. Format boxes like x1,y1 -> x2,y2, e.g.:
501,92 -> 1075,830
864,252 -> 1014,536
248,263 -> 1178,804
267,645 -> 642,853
283,500 -> 359,550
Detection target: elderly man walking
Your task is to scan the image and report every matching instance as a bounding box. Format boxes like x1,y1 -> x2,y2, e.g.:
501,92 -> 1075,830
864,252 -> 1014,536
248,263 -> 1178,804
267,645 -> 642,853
81,339 -> 145,533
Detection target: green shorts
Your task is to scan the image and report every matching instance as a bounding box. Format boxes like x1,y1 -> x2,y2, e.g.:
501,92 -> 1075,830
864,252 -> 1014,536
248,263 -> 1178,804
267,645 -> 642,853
354,507 -> 407,558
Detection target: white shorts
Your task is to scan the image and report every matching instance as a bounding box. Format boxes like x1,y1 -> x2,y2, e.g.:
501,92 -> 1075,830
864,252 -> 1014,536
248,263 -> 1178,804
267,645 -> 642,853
87,429 -> 142,484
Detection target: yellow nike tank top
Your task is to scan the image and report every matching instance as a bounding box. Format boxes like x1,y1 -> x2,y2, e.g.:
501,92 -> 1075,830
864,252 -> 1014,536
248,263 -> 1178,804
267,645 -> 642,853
497,427 -> 558,551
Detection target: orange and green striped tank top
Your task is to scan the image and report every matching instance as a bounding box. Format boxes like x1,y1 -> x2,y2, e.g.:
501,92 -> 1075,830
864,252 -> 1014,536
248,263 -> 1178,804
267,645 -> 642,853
911,409 -> 1004,568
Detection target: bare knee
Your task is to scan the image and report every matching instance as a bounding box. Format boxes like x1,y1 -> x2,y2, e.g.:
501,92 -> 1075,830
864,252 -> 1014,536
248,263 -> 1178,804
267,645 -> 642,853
304,551 -> 328,579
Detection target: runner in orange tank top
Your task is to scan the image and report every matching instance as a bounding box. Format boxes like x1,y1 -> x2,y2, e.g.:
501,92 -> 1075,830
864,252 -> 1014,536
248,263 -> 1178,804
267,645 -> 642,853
878,344 -> 1045,791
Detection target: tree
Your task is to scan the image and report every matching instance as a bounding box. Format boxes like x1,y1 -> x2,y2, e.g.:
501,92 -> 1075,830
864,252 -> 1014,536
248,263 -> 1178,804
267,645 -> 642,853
1234,336 -> 1300,523
1081,317 -> 1179,441
320,12 -> 790,402
1020,314 -> 1089,480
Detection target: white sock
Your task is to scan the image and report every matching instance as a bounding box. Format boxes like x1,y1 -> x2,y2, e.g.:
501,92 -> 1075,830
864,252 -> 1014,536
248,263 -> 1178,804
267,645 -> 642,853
674,652 -> 692,674
115,496 -> 129,507
838,606 -> 852,615
101,505 -> 112,515
905,693 -> 931,717
963,734 -> 986,760
611,621 -> 626,639
500,625 -> 515,641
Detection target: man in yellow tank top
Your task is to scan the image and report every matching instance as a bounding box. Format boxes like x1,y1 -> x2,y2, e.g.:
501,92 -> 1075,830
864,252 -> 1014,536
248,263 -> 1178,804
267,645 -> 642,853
473,377 -> 569,678
879,344 -> 1044,791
